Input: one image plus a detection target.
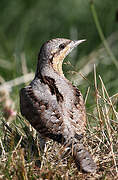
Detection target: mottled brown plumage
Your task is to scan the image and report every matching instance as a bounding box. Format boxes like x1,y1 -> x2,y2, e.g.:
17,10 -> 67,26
20,38 -> 96,173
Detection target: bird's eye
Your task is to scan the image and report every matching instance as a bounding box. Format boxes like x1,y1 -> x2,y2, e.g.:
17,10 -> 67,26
59,43 -> 66,49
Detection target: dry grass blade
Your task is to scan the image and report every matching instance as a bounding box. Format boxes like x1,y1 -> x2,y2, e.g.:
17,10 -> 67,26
0,138 -> 5,155
84,86 -> 90,104
94,65 -> 103,129
99,75 -> 118,120
99,75 -> 118,176
20,149 -> 28,180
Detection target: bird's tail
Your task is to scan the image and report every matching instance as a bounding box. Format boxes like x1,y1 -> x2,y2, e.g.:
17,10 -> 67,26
72,138 -> 96,173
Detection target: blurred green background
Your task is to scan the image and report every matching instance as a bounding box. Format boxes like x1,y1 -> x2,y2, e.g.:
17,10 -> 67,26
0,0 -> 118,108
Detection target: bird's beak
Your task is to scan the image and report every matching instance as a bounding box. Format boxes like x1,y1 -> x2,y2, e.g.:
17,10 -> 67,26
65,39 -> 86,57
72,39 -> 86,48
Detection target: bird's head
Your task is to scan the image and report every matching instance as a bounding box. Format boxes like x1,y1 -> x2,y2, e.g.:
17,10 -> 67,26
38,38 -> 86,76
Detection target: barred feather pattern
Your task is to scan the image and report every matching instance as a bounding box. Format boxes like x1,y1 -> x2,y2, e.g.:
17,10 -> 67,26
72,138 -> 96,173
20,38 -> 96,173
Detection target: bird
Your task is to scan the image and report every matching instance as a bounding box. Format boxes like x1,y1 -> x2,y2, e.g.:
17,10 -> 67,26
20,38 -> 96,173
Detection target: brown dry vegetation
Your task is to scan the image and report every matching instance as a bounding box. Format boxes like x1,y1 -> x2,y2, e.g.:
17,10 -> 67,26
0,69 -> 118,179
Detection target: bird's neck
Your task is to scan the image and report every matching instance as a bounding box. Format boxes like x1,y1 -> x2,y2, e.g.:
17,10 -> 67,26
52,57 -> 64,77
35,57 -> 65,81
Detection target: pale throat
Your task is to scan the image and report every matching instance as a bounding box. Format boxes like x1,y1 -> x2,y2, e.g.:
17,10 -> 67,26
52,46 -> 69,77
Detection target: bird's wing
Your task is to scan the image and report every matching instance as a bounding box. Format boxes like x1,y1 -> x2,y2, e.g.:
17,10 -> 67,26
20,85 -> 64,142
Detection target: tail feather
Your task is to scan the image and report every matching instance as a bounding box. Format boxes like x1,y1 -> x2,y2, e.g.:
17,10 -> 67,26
73,140 -> 96,173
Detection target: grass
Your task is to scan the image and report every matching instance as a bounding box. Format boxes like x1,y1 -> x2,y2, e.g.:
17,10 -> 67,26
90,1 -> 118,70
0,66 -> 118,179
